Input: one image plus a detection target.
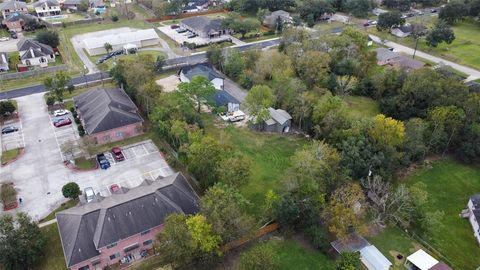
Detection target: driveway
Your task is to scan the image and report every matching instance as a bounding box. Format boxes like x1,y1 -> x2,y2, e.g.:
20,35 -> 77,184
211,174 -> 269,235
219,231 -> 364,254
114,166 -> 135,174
0,37 -> 21,53
369,34 -> 480,82
0,93 -> 174,221
224,78 -> 247,103
70,35 -> 99,74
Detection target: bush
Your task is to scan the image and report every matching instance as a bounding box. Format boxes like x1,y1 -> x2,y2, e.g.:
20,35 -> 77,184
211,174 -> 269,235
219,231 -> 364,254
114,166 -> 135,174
72,111 -> 78,118
69,107 -> 75,113
46,95 -> 55,106
61,182 -> 80,199
304,225 -> 330,252
111,15 -> 119,22
74,117 -> 81,125
78,125 -> 85,136
239,242 -> 279,270
0,100 -> 16,115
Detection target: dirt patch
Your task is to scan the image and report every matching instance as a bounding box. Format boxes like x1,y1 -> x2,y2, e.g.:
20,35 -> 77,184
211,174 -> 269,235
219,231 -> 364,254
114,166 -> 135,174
155,75 -> 180,92
389,250 -> 406,266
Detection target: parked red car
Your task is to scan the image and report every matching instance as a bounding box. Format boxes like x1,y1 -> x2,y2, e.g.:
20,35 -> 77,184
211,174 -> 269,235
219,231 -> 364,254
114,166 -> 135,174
54,118 -> 72,127
110,184 -> 120,193
111,147 -> 125,161
170,24 -> 180,29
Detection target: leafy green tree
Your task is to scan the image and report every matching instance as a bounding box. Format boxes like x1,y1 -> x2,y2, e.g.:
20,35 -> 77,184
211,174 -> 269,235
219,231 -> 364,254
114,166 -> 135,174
187,135 -> 225,189
245,85 -> 275,125
186,214 -> 221,254
201,183 -> 253,243
223,14 -> 260,39
312,93 -> 350,142
36,30 -> 60,48
207,44 -> 224,71
61,182 -> 81,199
377,11 -> 405,31
77,0 -> 89,11
336,252 -> 362,270
427,105 -> 465,155
104,42 -> 113,53
382,0 -> 411,11
0,101 -> 16,115
217,154 -> 251,188
346,0 -> 375,18
426,20 -> 455,47
439,1 -> 467,24
224,49 -> 245,80
369,114 -> 405,148
295,50 -> 331,88
0,213 -> 46,270
43,71 -> 71,103
404,118 -> 428,162
239,242 -> 279,270
299,0 -> 334,22
163,0 -> 187,16
178,76 -> 216,113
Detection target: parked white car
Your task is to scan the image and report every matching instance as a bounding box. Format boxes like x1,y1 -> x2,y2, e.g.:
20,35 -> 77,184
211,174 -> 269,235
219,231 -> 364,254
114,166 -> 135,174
53,109 -> 70,117
84,187 -> 95,203
0,37 -> 9,42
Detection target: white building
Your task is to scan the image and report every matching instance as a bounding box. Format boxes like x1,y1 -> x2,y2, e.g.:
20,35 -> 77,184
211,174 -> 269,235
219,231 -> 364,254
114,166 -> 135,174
33,0 -> 61,17
83,29 -> 160,56
405,249 -> 452,270
17,39 -> 56,67
465,194 -> 480,245
0,52 -> 9,72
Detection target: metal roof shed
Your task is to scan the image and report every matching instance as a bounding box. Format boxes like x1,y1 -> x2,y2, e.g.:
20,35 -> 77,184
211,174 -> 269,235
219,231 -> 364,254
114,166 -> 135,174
405,249 -> 439,270
359,245 -> 392,270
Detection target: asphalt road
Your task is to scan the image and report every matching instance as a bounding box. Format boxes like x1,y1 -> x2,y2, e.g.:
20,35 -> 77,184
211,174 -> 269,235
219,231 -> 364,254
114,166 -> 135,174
1,38 -> 281,100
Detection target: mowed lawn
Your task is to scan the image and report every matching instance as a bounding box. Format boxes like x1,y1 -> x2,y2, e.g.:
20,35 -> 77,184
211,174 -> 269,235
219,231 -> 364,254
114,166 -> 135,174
203,116 -> 306,216
405,158 -> 480,269
343,96 -> 380,119
35,223 -> 67,270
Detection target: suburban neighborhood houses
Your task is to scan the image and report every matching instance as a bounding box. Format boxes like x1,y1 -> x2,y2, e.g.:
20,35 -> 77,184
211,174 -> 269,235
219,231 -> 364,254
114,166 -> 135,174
2,0 -> 480,270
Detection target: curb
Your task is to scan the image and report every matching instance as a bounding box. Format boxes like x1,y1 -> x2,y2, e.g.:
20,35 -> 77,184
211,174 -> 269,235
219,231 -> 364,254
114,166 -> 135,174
1,147 -> 25,167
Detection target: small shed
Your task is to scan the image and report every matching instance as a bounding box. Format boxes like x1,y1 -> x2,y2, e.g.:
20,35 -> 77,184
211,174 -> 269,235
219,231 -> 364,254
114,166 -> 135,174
405,249 -> 438,270
263,107 -> 292,133
359,245 -> 392,270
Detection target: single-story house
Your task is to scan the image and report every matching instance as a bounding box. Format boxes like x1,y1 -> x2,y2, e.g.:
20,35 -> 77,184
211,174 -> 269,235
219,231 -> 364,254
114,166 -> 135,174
0,52 -> 9,72
62,0 -> 82,10
183,0 -> 209,13
17,39 -> 56,67
83,29 -> 159,56
391,24 -> 413,38
463,193 -> 480,245
263,107 -> 292,133
263,10 -> 293,29
73,88 -> 144,145
90,0 -> 105,13
374,48 -> 424,71
179,63 -> 224,90
56,173 -> 199,270
0,0 -> 27,20
180,16 -> 231,39
4,12 -> 38,32
331,234 -> 392,270
210,90 -> 240,112
33,0 -> 61,17
405,249 -> 452,270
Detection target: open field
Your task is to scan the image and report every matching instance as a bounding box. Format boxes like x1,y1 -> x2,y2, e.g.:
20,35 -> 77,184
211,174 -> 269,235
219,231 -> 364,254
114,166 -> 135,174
404,158 -> 480,269
366,17 -> 480,70
203,115 -> 306,217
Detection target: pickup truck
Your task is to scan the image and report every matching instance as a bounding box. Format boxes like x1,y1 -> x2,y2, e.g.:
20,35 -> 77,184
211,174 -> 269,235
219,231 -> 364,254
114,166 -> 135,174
96,153 -> 111,170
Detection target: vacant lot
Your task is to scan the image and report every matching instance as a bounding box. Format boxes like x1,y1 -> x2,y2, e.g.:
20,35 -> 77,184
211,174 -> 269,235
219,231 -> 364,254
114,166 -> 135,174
343,95 -> 380,119
404,158 -> 480,269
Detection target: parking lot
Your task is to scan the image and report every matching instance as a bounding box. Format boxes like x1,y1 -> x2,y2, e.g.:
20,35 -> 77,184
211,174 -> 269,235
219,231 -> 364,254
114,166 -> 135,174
1,119 -> 25,151
48,113 -> 82,160
0,93 -> 175,220
158,25 -> 232,46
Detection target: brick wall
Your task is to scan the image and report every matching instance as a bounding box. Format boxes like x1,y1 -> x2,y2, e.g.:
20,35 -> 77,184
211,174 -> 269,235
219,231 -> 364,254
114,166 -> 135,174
90,123 -> 143,145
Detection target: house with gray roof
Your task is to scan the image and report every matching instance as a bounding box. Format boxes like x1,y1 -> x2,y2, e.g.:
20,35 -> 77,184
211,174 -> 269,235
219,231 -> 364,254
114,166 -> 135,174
0,0 -> 27,20
180,16 -> 231,38
179,63 -> 224,90
17,38 -> 56,67
73,88 -> 144,145
33,0 -> 61,17
4,12 -> 38,32
62,0 -> 82,10
375,48 -> 424,71
263,10 -> 292,29
56,173 -> 199,270
263,107 -> 292,133
0,52 -> 9,72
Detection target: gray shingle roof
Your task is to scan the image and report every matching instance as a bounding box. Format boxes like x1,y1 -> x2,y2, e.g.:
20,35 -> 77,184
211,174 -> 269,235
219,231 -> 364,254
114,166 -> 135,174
73,88 -> 143,135
33,0 -> 59,7
17,39 -> 54,60
374,48 -> 400,62
6,12 -> 37,22
181,63 -> 224,81
0,0 -> 27,10
267,107 -> 292,125
181,16 -> 225,34
56,173 -> 199,267
63,0 -> 81,5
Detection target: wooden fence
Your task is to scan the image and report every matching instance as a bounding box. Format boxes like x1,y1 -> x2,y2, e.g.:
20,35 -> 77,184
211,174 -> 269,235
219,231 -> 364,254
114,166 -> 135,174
145,9 -> 227,22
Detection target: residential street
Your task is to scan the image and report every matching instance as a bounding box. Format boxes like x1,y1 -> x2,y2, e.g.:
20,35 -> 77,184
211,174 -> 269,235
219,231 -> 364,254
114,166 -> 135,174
369,34 -> 480,81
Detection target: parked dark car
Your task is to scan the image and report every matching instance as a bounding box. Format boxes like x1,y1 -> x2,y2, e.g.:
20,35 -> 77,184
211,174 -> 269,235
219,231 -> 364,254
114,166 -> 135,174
53,118 -> 72,127
1,126 -> 18,134
111,147 -> 125,161
170,24 -> 180,29
9,31 -> 17,39
96,153 -> 111,170
176,28 -> 187,33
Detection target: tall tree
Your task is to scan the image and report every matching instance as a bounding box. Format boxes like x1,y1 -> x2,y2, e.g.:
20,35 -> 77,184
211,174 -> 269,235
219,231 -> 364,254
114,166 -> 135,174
426,20 -> 455,48
0,213 -> 46,270
345,0 -> 375,18
244,85 -> 274,125
36,30 -> 59,48
178,75 -> 216,113
369,114 -> 405,148
216,154 -> 251,188
439,1 -> 467,24
62,182 -> 81,199
43,71 -> 71,102
336,252 -> 362,270
187,135 -> 225,189
377,11 -> 405,31
239,242 -> 279,270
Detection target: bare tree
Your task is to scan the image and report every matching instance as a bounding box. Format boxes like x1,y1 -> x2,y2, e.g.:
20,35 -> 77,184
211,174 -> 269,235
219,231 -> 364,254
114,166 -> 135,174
61,140 -> 78,161
361,175 -> 414,227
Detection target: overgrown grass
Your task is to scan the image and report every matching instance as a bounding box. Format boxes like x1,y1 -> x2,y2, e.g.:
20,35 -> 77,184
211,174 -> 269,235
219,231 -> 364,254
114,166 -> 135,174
404,158 -> 480,269
343,95 -> 380,119
74,157 -> 97,169
1,148 -> 22,165
35,223 -> 68,270
202,115 -> 306,217
40,199 -> 79,222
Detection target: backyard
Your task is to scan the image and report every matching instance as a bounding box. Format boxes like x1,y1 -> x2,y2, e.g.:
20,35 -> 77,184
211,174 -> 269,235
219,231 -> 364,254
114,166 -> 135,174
343,95 -> 380,119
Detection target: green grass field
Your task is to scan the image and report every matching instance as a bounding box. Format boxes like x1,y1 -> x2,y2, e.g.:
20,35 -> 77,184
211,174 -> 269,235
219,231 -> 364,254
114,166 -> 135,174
1,148 -> 22,165
203,116 -> 306,217
366,17 -> 480,70
403,158 -> 480,269
40,199 -> 78,222
35,223 -> 68,270
343,96 -> 380,119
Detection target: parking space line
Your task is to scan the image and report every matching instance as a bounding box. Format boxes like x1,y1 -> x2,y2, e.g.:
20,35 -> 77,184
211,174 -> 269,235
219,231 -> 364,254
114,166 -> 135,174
47,114 -> 65,161
17,117 -> 25,148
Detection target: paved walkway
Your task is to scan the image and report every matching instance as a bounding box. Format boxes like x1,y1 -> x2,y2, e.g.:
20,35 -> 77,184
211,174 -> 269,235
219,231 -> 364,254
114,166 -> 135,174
39,218 -> 57,228
369,34 -> 480,82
